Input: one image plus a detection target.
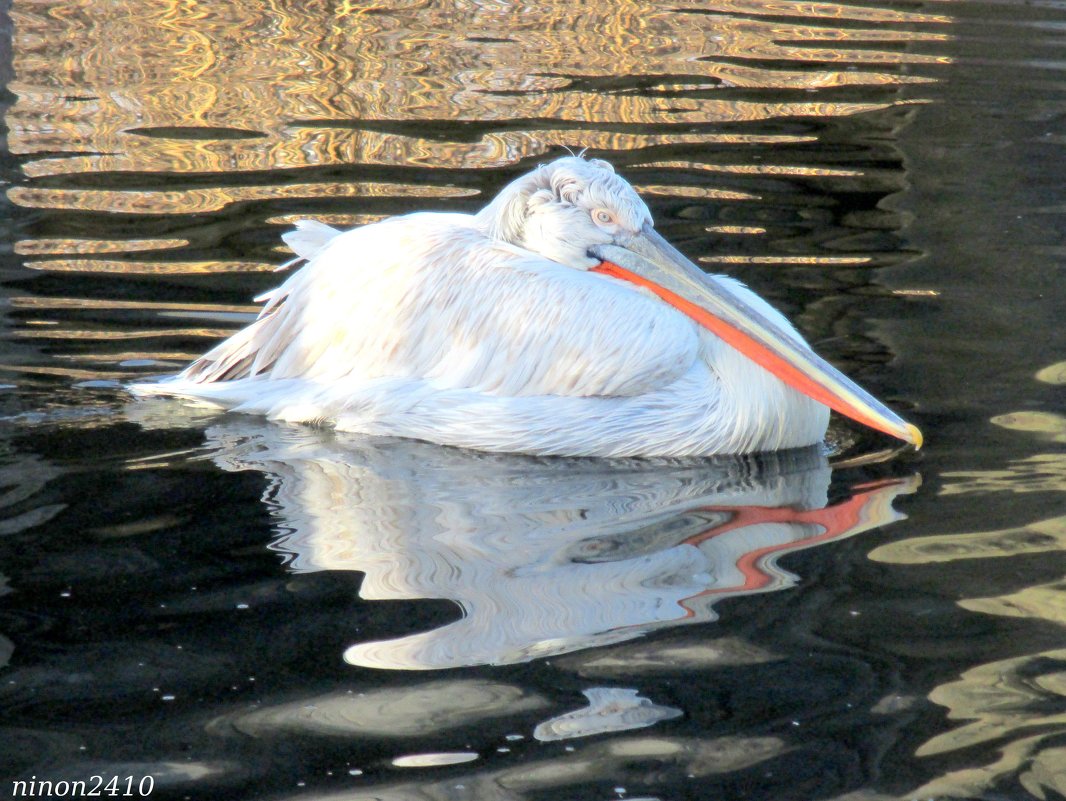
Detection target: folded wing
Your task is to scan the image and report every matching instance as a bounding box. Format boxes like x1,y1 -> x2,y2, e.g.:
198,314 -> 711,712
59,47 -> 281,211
171,214 -> 701,401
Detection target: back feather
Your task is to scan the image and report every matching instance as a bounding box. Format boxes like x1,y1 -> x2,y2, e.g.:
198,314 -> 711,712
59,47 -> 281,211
281,220 -> 342,262
272,220 -> 343,273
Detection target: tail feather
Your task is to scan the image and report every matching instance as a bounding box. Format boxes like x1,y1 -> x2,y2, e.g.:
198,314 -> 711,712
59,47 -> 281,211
254,283 -> 291,319
192,298 -> 308,383
181,317 -> 273,383
174,220 -> 343,384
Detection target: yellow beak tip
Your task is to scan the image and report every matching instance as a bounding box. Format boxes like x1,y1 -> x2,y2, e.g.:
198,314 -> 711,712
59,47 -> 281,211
905,423 -> 924,450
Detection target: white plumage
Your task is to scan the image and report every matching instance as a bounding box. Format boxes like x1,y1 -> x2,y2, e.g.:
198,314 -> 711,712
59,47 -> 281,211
132,156 -> 921,457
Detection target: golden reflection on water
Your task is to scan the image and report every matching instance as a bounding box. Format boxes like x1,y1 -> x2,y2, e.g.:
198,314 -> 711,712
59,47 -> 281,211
0,362 -> 136,381
634,184 -> 760,200
939,454 -> 1066,496
701,254 -> 872,265
19,129 -> 825,179
265,212 -> 388,228
872,356 -> 1066,800
8,181 -> 479,215
961,578 -> 1066,625
14,326 -> 234,341
14,238 -> 190,255
23,259 -> 275,275
3,0 -> 952,385
706,225 -> 766,234
991,411 -> 1066,444
6,0 -> 949,200
869,514 -> 1066,565
635,160 -> 865,177
9,296 -> 259,314
909,650 -> 1066,800
1035,361 -> 1066,385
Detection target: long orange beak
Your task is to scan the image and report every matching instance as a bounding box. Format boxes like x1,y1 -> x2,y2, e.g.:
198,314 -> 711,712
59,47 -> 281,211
590,227 -> 922,448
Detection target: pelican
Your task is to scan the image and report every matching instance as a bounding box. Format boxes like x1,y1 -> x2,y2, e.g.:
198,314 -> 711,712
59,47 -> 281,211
132,156 -> 922,457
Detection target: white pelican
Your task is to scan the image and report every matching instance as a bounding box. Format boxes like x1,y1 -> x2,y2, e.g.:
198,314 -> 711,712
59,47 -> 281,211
132,156 -> 922,457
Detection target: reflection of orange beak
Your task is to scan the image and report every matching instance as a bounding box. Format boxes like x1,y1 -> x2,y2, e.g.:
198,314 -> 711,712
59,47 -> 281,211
679,474 -> 919,605
591,227 -> 923,448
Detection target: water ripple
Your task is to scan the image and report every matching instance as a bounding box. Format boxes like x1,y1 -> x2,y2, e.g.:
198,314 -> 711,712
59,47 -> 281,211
183,421 -> 919,671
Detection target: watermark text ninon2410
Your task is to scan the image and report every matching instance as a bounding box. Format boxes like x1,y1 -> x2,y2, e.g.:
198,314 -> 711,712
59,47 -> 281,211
11,775 -> 155,798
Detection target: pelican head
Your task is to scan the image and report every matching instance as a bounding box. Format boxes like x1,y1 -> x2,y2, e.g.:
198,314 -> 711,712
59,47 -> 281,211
476,156 -> 652,269
477,155 -> 923,449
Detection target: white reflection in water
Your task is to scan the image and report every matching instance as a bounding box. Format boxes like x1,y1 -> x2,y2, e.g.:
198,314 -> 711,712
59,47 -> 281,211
533,688 -> 682,742
392,752 -> 479,768
221,679 -> 548,738
202,421 -> 916,670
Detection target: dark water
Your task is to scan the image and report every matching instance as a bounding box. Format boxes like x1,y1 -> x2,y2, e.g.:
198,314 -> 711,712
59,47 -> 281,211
1,1 -> 1064,799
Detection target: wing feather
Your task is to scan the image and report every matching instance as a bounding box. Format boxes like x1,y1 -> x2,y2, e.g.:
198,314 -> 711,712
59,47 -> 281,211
178,213 -> 699,398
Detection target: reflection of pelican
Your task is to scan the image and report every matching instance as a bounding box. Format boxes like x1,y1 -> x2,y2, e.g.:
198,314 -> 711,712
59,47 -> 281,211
204,421 -> 917,670
133,156 -> 921,457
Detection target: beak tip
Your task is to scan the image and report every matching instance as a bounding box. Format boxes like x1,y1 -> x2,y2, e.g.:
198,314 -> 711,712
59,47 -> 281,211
905,423 -> 924,450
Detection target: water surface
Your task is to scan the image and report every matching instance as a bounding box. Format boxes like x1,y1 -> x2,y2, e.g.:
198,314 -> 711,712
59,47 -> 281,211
1,1 -> 1064,799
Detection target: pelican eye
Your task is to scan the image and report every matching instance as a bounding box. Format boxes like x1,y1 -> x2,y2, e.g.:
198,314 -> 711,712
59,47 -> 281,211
593,209 -> 616,226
